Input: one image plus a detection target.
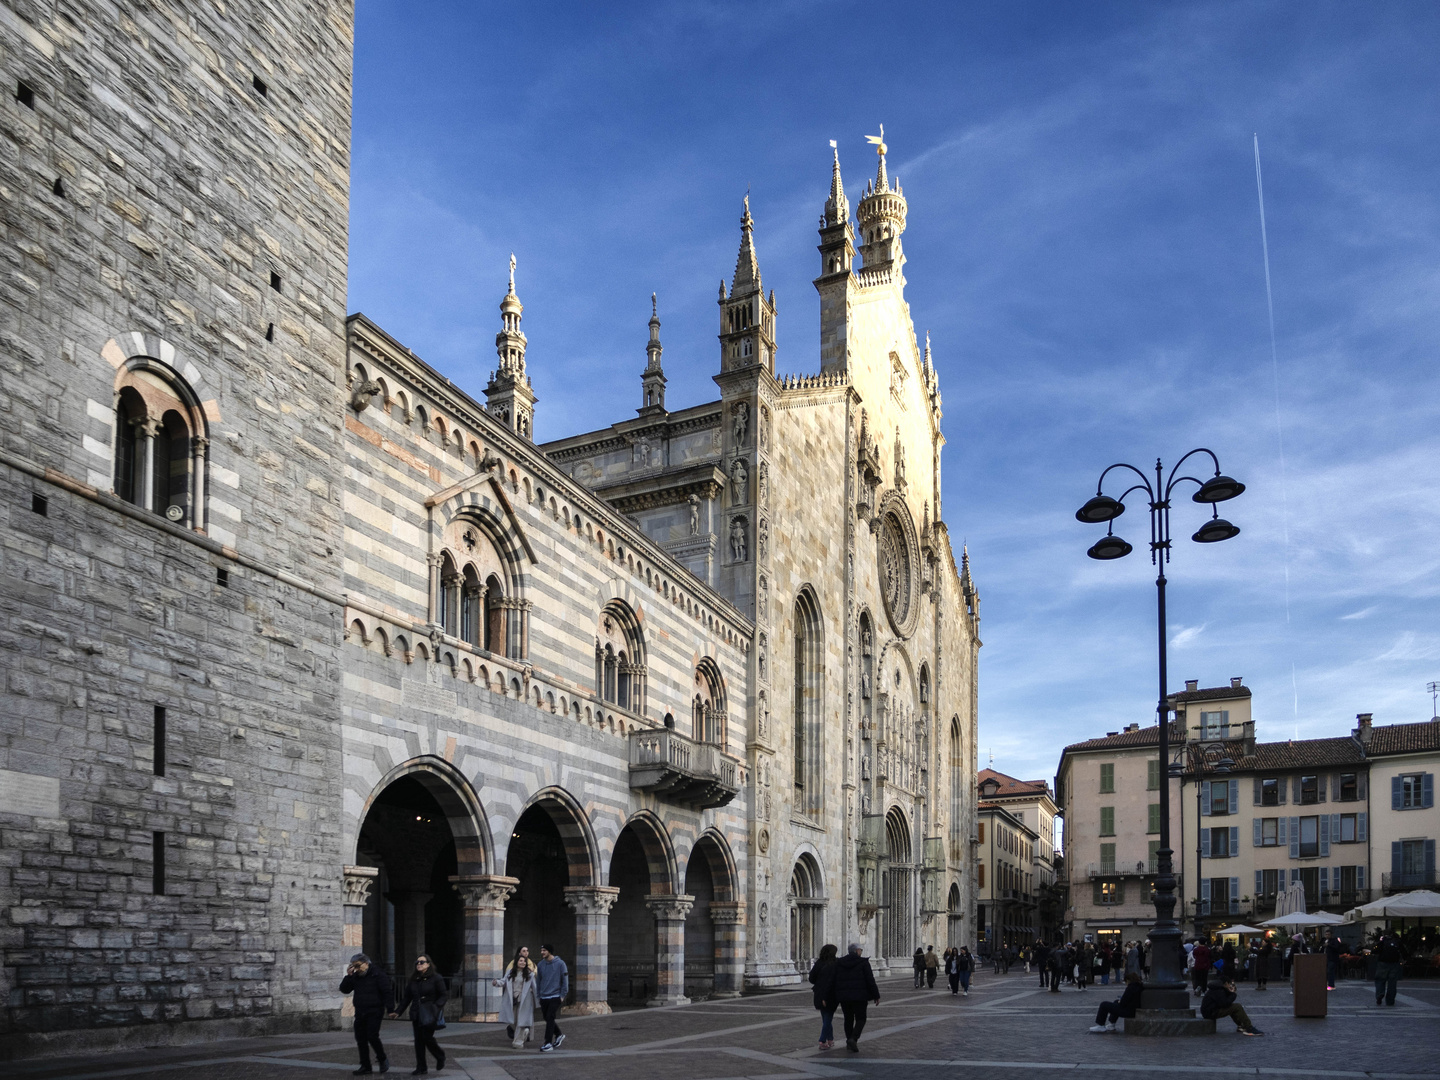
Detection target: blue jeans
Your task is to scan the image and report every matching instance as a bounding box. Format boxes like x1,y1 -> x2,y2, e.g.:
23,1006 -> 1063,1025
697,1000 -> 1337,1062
819,1006 -> 835,1043
1100,970 -> 1110,985
960,971 -> 971,992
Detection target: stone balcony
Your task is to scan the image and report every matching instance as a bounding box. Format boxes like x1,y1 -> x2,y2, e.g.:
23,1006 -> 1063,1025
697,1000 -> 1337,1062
628,727 -> 740,809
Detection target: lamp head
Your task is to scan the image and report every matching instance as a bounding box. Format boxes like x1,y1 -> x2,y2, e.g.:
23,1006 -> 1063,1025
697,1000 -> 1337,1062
1194,475 -> 1245,504
1087,533 -> 1133,561
1076,495 -> 1124,523
1192,518 -> 1241,544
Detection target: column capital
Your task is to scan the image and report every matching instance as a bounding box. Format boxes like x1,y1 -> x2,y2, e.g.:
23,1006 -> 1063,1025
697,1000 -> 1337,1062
644,893 -> 695,921
342,864 -> 379,906
706,901 -> 747,925
563,885 -> 620,915
192,435 -> 210,454
427,552 -> 444,568
450,873 -> 519,911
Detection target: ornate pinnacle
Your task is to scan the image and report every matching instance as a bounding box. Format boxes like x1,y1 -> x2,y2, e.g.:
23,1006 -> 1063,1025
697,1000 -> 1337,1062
825,140 -> 850,227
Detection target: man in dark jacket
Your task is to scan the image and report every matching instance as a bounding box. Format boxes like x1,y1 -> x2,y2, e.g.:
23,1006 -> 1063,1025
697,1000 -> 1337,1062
1200,979 -> 1262,1035
340,952 -> 394,1074
829,943 -> 881,1053
1374,931 -> 1404,1006
1034,942 -> 1051,988
1323,932 -> 1343,991
1089,971 -> 1145,1031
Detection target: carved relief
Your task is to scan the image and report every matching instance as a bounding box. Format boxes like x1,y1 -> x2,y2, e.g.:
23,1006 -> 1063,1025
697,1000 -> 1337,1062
351,379 -> 383,413
893,430 -> 907,493
758,461 -> 769,507
757,518 -> 768,563
759,405 -> 770,451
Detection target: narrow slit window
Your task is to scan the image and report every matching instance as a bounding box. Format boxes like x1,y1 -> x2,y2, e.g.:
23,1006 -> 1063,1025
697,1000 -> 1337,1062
52,177 -> 65,197
152,831 -> 165,895
153,705 -> 166,776
31,493 -> 48,516
252,74 -> 268,96
270,271 -> 282,292
216,567 -> 229,587
264,322 -> 274,341
16,80 -> 35,109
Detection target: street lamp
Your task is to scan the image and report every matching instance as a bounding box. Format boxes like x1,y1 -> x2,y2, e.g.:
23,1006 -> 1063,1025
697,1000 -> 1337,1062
1076,450 -> 1244,1015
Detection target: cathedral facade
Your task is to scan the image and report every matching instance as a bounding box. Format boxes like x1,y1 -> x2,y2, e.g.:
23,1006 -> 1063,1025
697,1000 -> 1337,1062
0,0 -> 977,1055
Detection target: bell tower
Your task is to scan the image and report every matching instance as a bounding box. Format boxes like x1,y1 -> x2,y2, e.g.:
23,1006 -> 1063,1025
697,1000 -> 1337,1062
639,293 -> 667,416
718,196 -> 777,375
855,125 -> 908,286
815,141 -> 857,373
485,254 -> 538,439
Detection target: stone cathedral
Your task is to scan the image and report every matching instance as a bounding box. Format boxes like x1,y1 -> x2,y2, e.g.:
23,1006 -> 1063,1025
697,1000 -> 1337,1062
0,0 -> 978,1055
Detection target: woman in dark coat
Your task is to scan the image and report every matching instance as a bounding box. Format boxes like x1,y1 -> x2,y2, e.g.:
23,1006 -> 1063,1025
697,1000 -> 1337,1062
808,943 -> 839,1050
390,953 -> 448,1075
912,947 -> 926,988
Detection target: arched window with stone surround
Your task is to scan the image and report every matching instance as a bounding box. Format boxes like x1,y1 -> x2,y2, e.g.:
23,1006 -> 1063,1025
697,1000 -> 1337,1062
792,587 -> 824,816
112,358 -> 208,529
437,553 -> 460,636
693,658 -> 726,748
459,564 -> 481,647
595,600 -> 646,714
788,853 -> 824,966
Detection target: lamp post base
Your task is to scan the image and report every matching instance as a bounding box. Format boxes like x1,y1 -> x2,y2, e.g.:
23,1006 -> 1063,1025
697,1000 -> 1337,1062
1124,1007 -> 1216,1037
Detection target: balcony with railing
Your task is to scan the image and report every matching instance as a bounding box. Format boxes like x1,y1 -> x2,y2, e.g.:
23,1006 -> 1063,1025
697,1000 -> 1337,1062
1087,860 -> 1152,878
1383,871 -> 1437,892
628,727 -> 740,809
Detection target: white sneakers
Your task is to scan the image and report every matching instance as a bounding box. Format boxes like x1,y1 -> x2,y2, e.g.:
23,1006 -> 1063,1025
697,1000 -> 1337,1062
1088,1022 -> 1118,1033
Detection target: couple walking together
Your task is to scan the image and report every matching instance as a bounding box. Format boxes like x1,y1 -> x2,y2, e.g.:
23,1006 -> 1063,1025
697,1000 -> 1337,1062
339,952 -> 449,1076
808,943 -> 882,1053
495,943 -> 570,1052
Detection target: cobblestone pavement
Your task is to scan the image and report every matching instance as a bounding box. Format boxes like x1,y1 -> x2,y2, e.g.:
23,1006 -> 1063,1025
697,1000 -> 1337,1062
11,970 -> 1440,1080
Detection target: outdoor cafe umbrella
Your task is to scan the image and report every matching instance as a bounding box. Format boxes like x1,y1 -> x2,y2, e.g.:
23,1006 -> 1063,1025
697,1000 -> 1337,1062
1215,924 -> 1266,935
1260,912 -> 1335,928
1346,889 -> 1440,921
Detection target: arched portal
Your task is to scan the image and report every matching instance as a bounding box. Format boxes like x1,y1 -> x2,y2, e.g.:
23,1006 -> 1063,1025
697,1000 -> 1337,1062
882,806 -> 914,961
788,853 -> 824,968
683,830 -> 740,998
504,790 -> 597,998
354,761 -> 490,991
947,882 -> 964,949
607,813 -> 678,1004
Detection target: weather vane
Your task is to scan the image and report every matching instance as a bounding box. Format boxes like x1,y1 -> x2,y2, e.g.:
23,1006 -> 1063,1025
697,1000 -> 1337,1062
508,252 -> 516,292
866,124 -> 886,156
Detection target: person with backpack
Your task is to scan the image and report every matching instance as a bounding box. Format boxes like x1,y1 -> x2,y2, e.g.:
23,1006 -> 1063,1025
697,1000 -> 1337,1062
1200,978 -> 1263,1035
1088,970 -> 1144,1032
1374,931 -> 1405,1007
808,943 -> 838,1050
389,953 -> 447,1075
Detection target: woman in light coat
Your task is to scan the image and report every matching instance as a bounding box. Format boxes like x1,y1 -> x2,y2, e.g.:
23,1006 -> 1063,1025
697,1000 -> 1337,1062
494,953 -> 538,1048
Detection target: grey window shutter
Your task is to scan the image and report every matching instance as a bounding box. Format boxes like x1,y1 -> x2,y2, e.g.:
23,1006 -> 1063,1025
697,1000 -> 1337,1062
1332,813 -> 1341,846
1319,774 -> 1327,803
1253,777 -> 1262,805
1392,775 -> 1402,810
1201,828 -> 1211,858
1278,779 -> 1286,806
1358,812 -> 1367,842
1357,865 -> 1364,890
1230,826 -> 1239,855
1200,878 -> 1210,915
1255,869 -> 1263,895
1320,866 -> 1329,895
1201,780 -> 1212,816
1229,783 -> 1239,815
1290,817 -> 1300,859
1320,814 -> 1330,857
1293,776 -> 1302,803
1426,839 -> 1436,880
1253,817 -> 1262,847
1425,773 -> 1435,809
1358,773 -> 1367,800
1278,817 -> 1287,846
1392,841 -> 1402,877
1230,877 -> 1239,913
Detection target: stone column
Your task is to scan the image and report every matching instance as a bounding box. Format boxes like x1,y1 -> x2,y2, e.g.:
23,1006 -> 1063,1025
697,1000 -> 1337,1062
563,885 -> 620,1015
644,894 -> 694,1006
387,889 -> 432,985
707,901 -> 746,997
426,552 -> 443,628
450,874 -> 518,1021
190,435 -> 208,531
342,866 -> 379,1026
137,418 -> 159,511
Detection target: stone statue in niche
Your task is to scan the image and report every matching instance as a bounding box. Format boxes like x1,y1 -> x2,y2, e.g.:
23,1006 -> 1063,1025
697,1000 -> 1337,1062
688,494 -> 700,536
861,670 -> 871,699
861,752 -> 871,779
732,401 -> 749,444
894,431 -> 907,491
730,458 -> 748,505
758,636 -> 768,681
861,789 -> 872,815
758,461 -> 769,506
759,405 -> 770,450
729,516 -> 747,561
862,627 -> 872,655
757,518 -> 768,563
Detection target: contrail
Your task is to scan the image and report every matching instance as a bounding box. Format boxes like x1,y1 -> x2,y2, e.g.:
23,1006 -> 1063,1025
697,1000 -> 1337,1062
1253,135 -> 1298,739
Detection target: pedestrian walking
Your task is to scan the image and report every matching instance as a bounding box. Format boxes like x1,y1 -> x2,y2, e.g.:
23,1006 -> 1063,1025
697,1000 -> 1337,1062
535,944 -> 569,1052
1190,938 -> 1212,996
1048,942 -> 1064,993
1110,943 -> 1124,984
1200,978 -> 1263,1035
1034,941 -> 1051,988
389,954 -> 447,1075
944,948 -> 960,994
340,952 -> 393,1075
1255,939 -> 1273,990
1221,940 -> 1237,983
1077,939 -> 1094,991
494,953 -> 537,1049
1374,931 -> 1404,1007
924,945 -> 939,988
1023,944 -> 1032,974
809,943 -> 839,1050
1323,931 -> 1343,991
498,946 -> 530,1042
1088,971 -> 1144,1032
913,947 -> 926,988
832,942 -> 881,1053
1124,940 -> 1141,980
956,946 -> 973,995
1097,944 -> 1111,985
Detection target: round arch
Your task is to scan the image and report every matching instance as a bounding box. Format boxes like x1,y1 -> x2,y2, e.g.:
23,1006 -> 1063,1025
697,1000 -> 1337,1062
514,786 -> 599,886
686,828 -> 738,903
611,809 -> 677,894
357,755 -> 492,877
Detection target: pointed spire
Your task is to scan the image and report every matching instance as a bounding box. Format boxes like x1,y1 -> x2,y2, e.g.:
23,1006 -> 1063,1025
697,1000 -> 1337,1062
867,123 -> 889,193
640,292 -> 666,414
732,195 -> 761,294
824,140 -> 849,226
645,293 -> 663,372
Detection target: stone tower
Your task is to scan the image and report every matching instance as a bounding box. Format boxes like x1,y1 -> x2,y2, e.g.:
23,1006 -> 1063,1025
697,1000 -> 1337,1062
639,293 -> 667,415
816,143 -> 857,372
485,255 -> 537,439
718,197 -> 777,375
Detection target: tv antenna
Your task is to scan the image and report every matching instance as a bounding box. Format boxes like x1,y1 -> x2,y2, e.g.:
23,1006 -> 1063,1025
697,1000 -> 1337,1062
1429,681 -> 1439,719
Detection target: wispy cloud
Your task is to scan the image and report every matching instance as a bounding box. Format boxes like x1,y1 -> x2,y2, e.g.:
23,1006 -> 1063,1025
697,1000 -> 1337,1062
1170,625 -> 1208,648
1340,606 -> 1378,621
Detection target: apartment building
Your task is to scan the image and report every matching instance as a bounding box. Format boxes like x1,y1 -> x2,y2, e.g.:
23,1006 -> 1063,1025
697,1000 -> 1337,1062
977,770 -> 1060,940
976,800 -> 1040,953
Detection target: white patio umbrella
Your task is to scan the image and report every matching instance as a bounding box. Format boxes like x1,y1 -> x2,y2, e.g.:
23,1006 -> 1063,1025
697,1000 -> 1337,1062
1346,890 -> 1440,921
1274,881 -> 1307,919
1215,924 -> 1267,935
1260,912 -> 1333,928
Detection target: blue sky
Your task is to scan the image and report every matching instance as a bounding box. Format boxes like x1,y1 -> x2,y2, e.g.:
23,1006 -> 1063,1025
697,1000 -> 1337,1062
350,2 -> 1440,791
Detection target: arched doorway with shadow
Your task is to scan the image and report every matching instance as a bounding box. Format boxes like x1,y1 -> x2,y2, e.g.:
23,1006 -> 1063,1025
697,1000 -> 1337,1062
504,791 -> 597,994
607,813 -> 679,1005
682,829 -> 740,999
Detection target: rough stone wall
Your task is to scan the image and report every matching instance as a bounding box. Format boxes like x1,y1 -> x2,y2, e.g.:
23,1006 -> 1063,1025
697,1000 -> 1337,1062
0,0 -> 353,1053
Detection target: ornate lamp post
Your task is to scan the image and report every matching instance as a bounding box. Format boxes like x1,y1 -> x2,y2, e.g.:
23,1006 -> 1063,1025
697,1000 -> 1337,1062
1076,451 -> 1244,1019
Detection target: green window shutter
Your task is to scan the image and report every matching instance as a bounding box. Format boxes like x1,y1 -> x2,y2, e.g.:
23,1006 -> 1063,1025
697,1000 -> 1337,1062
1148,759 -> 1160,791
1115,879 -> 1126,905
1092,879 -> 1103,905
1100,807 -> 1115,835
1148,803 -> 1161,834
1100,763 -> 1115,793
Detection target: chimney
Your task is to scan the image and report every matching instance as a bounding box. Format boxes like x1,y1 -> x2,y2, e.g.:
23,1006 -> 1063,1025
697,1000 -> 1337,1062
1355,713 -> 1373,745
1231,676 -> 1243,689
1185,680 -> 1198,692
